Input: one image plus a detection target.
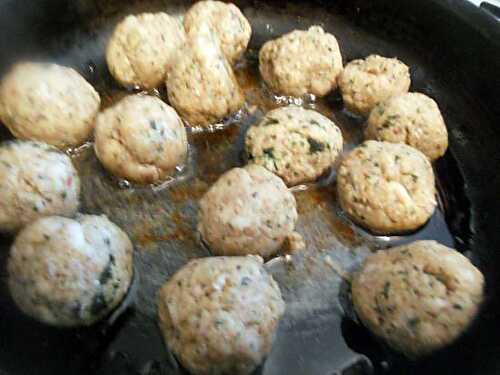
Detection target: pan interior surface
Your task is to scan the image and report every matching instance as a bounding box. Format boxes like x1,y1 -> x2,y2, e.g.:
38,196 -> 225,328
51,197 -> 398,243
0,1 -> 499,375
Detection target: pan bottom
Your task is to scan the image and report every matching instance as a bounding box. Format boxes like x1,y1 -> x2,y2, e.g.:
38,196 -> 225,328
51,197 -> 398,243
0,0 -> 484,374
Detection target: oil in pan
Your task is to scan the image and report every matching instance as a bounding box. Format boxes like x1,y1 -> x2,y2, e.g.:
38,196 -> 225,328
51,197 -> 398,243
0,0 -> 476,374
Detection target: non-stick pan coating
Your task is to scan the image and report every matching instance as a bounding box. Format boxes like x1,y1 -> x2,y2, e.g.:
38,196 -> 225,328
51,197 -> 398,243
0,1 -> 499,374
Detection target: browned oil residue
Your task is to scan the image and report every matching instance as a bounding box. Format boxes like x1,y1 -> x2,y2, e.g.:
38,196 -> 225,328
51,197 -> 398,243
134,230 -> 171,249
295,184 -> 356,244
310,97 -> 334,118
190,123 -> 240,147
168,178 -> 209,203
331,217 -> 356,243
169,210 -> 194,242
296,184 -> 337,214
190,125 -> 242,184
132,220 -> 157,249
133,210 -> 195,249
234,56 -> 260,90
100,89 -> 131,109
234,53 -> 281,113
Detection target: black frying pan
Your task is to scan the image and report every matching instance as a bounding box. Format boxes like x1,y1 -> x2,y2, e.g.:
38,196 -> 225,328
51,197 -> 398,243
0,1 -> 499,374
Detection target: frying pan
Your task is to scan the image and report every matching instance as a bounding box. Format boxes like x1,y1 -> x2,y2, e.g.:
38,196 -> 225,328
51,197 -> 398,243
0,0 -> 499,374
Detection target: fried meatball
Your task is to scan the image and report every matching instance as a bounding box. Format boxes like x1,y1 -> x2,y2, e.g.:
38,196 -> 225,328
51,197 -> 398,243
259,26 -> 343,97
337,141 -> 436,234
338,55 -> 410,116
0,141 -> 80,233
0,62 -> 100,149
198,164 -> 299,257
167,31 -> 245,126
106,12 -> 186,89
7,214 -> 133,327
184,1 -> 251,65
352,240 -> 484,357
365,93 -> 448,161
94,94 -> 188,184
158,256 -> 285,375
245,106 -> 343,186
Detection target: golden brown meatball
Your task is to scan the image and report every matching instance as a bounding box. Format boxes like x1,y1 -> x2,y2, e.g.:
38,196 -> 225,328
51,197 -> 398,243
352,241 -> 484,357
337,141 -> 436,234
8,214 -> 133,327
198,164 -> 300,257
0,141 -> 80,233
158,256 -> 285,374
245,106 -> 343,186
106,12 -> 185,89
184,1 -> 251,65
338,55 -> 410,116
259,26 -> 343,97
167,30 -> 245,127
94,94 -> 188,184
0,62 -> 100,148
365,92 -> 448,161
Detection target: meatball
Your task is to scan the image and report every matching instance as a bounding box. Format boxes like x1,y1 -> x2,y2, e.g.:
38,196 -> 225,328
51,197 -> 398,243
94,94 -> 188,184
184,1 -> 251,65
7,214 -> 133,327
337,141 -> 436,234
158,256 -> 285,375
106,12 -> 186,89
245,106 -> 343,186
259,26 -> 343,97
0,62 -> 100,149
352,240 -> 484,357
338,55 -> 410,116
365,93 -> 448,161
198,164 -> 299,257
167,30 -> 245,127
0,141 -> 80,233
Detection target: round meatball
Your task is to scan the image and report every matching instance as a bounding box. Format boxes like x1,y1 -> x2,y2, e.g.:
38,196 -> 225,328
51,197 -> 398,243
245,106 -> 343,186
352,240 -> 484,357
338,55 -> 410,116
0,62 -> 100,149
365,93 -> 448,161
259,26 -> 343,97
158,256 -> 285,375
198,164 -> 299,257
7,214 -> 133,327
94,94 -> 188,184
0,141 -> 80,233
184,1 -> 251,65
337,141 -> 436,234
106,12 -> 186,89
167,31 -> 245,126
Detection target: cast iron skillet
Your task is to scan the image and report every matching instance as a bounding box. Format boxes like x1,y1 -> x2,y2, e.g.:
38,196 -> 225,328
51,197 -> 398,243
0,0 -> 499,374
